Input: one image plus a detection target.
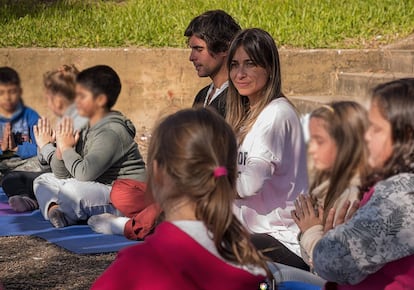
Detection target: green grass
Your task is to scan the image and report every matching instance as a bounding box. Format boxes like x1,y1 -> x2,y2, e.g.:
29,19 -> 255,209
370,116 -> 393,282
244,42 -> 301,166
1,0 -> 413,48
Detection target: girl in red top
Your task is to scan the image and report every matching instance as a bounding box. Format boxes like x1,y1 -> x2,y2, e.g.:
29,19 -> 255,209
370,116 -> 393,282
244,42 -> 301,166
92,107 -> 271,290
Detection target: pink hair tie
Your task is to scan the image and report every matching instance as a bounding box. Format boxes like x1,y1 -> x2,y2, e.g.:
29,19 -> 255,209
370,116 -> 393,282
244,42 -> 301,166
214,166 -> 228,178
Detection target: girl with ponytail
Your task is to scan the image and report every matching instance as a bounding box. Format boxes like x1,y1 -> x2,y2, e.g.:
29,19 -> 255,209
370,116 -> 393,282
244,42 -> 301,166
92,107 -> 271,290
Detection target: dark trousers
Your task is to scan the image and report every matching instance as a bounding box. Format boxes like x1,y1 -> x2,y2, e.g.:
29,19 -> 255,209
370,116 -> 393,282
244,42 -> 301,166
251,233 -> 310,271
2,171 -> 43,200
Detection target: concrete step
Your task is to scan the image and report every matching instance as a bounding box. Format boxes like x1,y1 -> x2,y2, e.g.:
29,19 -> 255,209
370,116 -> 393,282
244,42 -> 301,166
289,95 -> 332,115
289,94 -> 367,115
384,50 -> 414,74
290,95 -> 371,143
384,34 -> 414,50
334,72 -> 414,99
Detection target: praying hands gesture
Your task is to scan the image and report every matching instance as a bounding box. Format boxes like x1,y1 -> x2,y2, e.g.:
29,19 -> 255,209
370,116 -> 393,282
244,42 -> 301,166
55,117 -> 79,160
291,194 -> 360,234
34,117 -> 55,148
291,194 -> 323,233
1,122 -> 17,152
323,199 -> 359,233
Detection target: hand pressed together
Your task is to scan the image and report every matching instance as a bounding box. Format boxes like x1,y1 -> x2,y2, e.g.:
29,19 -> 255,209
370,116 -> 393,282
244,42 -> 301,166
55,117 -> 79,155
1,122 -> 17,152
291,194 -> 360,235
323,199 -> 359,233
34,117 -> 55,148
291,194 -> 323,233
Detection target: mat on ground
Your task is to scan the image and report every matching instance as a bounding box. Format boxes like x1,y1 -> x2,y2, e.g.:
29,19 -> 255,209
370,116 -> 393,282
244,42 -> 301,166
0,190 -> 139,254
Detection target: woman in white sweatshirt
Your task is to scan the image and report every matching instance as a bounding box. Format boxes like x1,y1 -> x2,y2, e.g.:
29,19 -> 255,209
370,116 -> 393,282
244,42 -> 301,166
226,28 -> 309,270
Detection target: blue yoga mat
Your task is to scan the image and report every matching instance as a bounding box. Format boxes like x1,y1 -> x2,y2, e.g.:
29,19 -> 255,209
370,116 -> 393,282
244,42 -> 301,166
0,190 -> 139,254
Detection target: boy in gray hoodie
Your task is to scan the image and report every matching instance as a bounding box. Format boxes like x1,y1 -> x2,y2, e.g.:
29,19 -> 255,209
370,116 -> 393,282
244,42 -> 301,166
34,65 -> 146,228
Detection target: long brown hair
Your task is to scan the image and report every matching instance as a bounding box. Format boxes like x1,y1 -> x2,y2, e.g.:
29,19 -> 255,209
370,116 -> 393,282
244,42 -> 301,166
146,107 -> 271,278
362,78 -> 414,190
226,28 -> 287,145
309,101 -> 370,222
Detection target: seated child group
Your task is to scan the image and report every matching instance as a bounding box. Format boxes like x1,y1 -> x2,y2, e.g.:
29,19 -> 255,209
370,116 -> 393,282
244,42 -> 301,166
0,9 -> 413,290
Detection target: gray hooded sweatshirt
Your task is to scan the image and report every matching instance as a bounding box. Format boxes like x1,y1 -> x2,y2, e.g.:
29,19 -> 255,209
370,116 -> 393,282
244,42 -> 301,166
50,111 -> 146,184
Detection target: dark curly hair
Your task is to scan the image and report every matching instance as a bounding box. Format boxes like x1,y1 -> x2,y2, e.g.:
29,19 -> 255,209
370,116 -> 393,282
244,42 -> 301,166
184,10 -> 241,55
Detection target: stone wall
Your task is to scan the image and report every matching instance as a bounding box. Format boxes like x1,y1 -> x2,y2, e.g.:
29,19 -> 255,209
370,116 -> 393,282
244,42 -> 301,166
0,48 -> 384,136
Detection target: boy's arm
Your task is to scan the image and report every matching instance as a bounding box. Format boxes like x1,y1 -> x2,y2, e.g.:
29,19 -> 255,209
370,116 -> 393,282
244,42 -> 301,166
35,116 -> 56,165
14,108 -> 39,159
15,142 -> 38,159
61,130 -> 122,181
50,151 -> 72,178
38,143 -> 56,165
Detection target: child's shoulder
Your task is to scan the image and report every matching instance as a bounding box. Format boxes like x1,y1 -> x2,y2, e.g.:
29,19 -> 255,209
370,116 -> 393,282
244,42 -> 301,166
105,112 -> 134,128
94,112 -> 136,137
382,172 -> 414,186
12,103 -> 39,121
375,172 -> 414,196
22,105 -> 39,115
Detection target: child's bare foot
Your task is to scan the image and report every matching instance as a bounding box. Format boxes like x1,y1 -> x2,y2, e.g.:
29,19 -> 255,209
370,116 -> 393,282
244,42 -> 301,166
9,196 -> 39,212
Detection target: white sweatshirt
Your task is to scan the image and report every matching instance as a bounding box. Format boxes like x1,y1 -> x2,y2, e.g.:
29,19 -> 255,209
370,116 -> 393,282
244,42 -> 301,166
233,98 -> 309,255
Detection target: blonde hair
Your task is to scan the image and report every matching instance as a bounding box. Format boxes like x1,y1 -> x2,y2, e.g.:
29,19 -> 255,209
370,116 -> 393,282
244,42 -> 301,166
43,64 -> 79,101
146,107 -> 271,278
310,101 -> 370,222
226,28 -> 289,145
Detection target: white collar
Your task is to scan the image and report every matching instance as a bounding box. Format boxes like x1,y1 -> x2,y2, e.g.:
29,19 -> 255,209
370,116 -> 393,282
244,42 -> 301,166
204,81 -> 229,106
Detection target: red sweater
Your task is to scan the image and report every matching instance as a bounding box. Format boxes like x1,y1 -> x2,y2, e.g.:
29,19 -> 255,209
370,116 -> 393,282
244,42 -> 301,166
92,222 -> 266,290
336,255 -> 414,290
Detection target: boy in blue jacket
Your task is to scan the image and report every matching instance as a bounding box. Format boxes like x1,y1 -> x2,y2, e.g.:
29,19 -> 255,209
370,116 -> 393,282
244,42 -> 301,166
0,67 -> 40,179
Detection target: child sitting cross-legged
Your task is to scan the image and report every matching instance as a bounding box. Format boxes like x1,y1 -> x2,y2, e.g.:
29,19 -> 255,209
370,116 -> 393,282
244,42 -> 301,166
0,67 -> 41,179
4,64 -> 88,212
33,65 -> 146,228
